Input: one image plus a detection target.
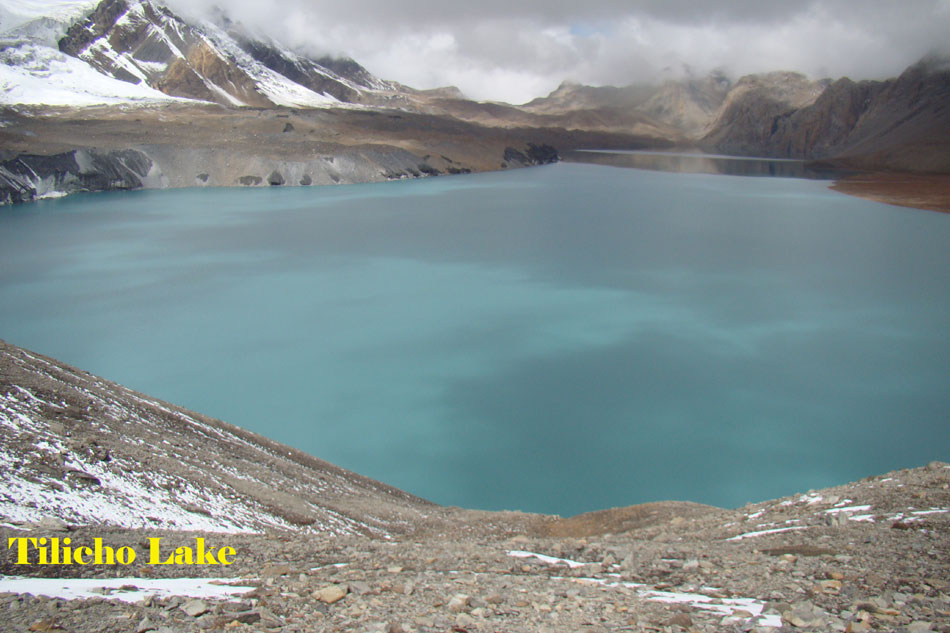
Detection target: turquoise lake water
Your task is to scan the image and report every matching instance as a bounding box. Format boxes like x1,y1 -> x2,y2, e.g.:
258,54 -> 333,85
1,163 -> 948,515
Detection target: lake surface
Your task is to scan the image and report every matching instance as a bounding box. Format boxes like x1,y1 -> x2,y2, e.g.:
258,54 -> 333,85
563,149 -> 846,179
1,163 -> 948,516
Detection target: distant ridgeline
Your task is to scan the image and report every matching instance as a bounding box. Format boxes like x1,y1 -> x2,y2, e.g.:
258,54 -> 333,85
0,0 -> 948,205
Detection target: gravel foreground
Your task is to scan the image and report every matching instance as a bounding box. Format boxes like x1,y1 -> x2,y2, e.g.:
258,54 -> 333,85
3,461 -> 949,633
2,340 -> 948,632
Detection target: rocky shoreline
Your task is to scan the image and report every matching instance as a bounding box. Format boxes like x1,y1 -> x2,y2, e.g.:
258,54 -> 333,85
829,171 -> 950,214
1,101 -> 667,207
0,107 -> 563,205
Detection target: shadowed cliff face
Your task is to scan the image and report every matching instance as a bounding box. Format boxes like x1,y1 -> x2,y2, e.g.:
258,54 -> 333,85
0,149 -> 156,205
700,58 -> 950,172
700,71 -> 828,156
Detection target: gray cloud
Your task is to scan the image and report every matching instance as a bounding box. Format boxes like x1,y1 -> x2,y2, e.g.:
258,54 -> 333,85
169,0 -> 950,103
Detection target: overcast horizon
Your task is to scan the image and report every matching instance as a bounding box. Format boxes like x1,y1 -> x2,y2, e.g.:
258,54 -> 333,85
159,0 -> 950,103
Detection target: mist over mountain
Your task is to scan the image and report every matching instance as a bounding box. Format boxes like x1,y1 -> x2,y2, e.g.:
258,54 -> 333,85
156,0 -> 950,104
1,0 -> 949,207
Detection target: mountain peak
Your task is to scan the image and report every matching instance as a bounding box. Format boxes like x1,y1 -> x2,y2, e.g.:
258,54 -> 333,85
44,0 -> 400,107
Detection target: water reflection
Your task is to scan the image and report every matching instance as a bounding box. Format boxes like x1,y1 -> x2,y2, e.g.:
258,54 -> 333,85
563,149 -> 845,180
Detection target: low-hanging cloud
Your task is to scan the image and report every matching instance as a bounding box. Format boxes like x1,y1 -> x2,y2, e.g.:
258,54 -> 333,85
168,0 -> 950,103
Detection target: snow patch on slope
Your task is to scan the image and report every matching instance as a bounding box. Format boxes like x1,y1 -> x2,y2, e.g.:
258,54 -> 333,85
506,551 -> 781,628
1,0 -> 374,108
0,40 -> 182,106
0,347 -> 399,538
0,576 -> 255,603
0,0 -> 97,36
195,23 -> 340,108
0,387 -> 281,533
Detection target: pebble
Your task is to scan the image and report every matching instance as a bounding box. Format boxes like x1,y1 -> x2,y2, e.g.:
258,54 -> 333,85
455,612 -> 475,628
448,594 -> 471,613
314,584 -> 348,604
180,599 -> 209,617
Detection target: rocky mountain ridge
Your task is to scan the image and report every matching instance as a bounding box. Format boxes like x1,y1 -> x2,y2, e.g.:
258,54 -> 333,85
699,71 -> 828,154
1,0 -> 949,209
699,57 -> 950,171
54,0 -> 394,108
522,72 -> 733,138
523,61 -> 950,174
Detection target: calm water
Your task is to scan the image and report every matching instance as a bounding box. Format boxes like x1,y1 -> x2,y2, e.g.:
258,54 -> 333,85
563,149 -> 846,179
1,163 -> 948,516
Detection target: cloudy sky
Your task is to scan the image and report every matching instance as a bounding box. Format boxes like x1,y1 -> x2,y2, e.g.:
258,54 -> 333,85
173,0 -> 950,104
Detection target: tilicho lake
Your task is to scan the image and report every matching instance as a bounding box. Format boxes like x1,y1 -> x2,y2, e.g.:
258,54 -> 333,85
1,159 -> 948,516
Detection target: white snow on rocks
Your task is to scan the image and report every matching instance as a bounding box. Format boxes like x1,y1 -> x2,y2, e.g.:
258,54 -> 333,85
508,550 -> 782,628
0,0 -> 347,108
0,40 -> 182,106
507,550 -> 586,569
910,508 -> 950,516
193,23 -> 341,108
635,586 -> 781,627
1,344 -> 412,538
0,388 -> 283,532
0,0 -> 97,37
0,576 -> 254,602
725,526 -> 810,541
824,504 -> 872,515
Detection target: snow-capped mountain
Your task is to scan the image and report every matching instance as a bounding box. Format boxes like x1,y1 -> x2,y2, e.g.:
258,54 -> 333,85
0,38 -> 180,105
1,0 -> 398,108
0,0 -> 99,45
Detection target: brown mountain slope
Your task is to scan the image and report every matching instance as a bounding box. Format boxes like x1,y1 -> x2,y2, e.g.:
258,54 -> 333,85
700,71 -> 828,155
831,57 -> 950,172
701,57 -> 950,172
520,75 -> 732,139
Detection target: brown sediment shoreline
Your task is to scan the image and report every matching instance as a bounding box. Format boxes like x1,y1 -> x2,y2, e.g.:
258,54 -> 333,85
830,171 -> 950,214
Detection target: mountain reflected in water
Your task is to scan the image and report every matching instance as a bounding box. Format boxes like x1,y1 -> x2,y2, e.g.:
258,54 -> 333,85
564,149 -> 846,180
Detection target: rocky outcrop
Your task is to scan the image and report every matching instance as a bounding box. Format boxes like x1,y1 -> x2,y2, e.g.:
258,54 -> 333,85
768,77 -> 884,158
700,71 -> 827,155
525,143 -> 559,164
700,57 -> 950,172
638,72 -> 732,137
502,143 -> 559,167
0,148 -> 157,204
0,140 -> 561,204
830,56 -> 950,172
